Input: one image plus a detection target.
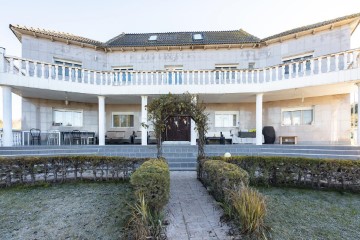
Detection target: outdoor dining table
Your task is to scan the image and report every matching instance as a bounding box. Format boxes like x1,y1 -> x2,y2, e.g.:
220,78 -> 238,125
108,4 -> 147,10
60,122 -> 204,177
60,131 -> 96,145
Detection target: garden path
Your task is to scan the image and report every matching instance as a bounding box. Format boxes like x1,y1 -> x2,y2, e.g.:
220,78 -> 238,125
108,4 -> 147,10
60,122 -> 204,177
166,171 -> 233,240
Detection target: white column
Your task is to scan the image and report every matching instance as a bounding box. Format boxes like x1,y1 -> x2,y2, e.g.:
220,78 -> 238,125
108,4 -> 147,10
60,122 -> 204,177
0,47 -> 5,73
2,86 -> 13,146
256,93 -> 263,145
141,96 -> 148,146
357,84 -> 360,146
98,96 -> 106,146
190,96 -> 197,145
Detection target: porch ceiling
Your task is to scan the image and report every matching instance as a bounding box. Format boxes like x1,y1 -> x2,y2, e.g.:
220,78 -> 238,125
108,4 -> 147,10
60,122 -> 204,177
12,81 -> 355,105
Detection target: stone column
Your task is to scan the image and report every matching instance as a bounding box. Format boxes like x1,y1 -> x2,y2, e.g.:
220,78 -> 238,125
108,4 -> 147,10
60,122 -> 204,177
190,97 -> 197,145
98,96 -> 105,146
256,93 -> 263,145
141,96 -> 148,146
2,86 -> 13,146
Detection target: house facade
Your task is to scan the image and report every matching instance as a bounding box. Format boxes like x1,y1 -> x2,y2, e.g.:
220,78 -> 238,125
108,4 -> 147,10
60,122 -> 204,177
0,13 -> 360,146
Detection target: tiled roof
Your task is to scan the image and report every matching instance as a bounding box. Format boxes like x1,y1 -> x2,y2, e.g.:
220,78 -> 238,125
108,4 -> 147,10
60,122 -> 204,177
9,24 -> 103,47
262,12 -> 360,41
106,29 -> 260,47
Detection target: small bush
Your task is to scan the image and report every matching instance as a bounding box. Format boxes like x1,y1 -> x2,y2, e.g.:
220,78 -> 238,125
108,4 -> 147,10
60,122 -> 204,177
126,192 -> 165,240
130,158 -> 170,213
200,159 -> 249,202
230,186 -> 268,238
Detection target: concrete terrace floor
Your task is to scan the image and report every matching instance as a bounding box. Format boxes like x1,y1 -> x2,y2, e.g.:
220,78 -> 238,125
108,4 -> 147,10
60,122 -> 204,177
165,171 -> 233,240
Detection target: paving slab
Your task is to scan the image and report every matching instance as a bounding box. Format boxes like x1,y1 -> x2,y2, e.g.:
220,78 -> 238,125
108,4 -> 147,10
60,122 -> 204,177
166,171 -> 233,240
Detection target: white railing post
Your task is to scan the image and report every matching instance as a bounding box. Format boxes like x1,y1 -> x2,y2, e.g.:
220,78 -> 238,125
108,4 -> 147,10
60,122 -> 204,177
310,59 -> 314,75
41,63 -> 45,79
318,57 -> 322,74
9,57 -> 14,74
335,54 -> 339,71
327,56 -> 331,72
25,60 -> 29,76
275,66 -> 279,81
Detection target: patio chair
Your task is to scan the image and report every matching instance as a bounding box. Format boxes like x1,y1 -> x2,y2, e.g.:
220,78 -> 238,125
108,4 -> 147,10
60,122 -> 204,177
47,130 -> 60,145
71,130 -> 81,145
80,131 -> 88,144
30,128 -> 41,145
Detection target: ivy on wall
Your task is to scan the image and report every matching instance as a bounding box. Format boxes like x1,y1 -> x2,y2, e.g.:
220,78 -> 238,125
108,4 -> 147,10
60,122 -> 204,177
146,93 -> 209,159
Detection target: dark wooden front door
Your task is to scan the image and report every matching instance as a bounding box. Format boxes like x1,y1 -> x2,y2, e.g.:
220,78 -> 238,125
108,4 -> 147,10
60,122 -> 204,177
164,116 -> 191,141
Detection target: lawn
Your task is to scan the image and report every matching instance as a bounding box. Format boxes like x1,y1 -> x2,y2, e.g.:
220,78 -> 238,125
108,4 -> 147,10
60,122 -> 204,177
0,182 -> 133,240
258,187 -> 360,240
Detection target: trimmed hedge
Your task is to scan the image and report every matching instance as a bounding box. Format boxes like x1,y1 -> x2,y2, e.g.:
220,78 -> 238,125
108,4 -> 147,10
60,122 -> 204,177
213,156 -> 360,192
0,156 -> 149,187
198,159 -> 249,202
130,158 -> 170,213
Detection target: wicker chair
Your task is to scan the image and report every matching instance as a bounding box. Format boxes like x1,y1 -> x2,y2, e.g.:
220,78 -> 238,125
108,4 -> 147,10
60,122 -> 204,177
30,128 -> 41,145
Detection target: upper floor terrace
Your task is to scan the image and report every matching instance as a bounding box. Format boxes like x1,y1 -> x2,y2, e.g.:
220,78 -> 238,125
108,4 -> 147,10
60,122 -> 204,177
0,48 -> 359,100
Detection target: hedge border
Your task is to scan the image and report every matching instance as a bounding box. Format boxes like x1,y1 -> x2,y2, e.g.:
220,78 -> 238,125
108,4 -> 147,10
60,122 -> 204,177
210,156 -> 360,192
0,156 -> 150,187
130,158 -> 170,213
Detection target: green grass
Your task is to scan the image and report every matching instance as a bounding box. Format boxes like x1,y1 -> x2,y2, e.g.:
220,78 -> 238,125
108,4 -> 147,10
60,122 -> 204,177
0,182 -> 133,240
257,187 -> 360,240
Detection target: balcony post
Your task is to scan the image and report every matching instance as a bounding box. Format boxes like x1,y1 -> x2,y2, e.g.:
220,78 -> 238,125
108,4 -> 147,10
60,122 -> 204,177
2,86 -> 13,146
357,83 -> 360,146
0,47 -> 5,73
141,96 -> 148,146
256,93 -> 263,145
98,96 -> 106,146
191,96 -> 197,146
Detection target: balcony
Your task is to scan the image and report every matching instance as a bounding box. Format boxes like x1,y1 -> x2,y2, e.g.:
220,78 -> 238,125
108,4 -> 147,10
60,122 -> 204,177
0,48 -> 359,96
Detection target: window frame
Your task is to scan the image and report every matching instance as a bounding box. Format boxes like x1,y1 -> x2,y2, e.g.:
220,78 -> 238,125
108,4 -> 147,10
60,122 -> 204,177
281,106 -> 314,126
52,108 -> 83,127
112,66 -> 134,82
214,111 -> 239,128
53,58 -> 82,78
112,112 -> 135,128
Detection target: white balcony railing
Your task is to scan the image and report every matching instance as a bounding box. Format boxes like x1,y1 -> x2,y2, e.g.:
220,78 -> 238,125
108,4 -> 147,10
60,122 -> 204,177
2,49 -> 360,86
0,130 -> 22,146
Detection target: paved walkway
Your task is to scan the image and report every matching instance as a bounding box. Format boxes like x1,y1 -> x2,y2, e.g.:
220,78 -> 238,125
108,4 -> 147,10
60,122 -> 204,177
166,171 -> 232,240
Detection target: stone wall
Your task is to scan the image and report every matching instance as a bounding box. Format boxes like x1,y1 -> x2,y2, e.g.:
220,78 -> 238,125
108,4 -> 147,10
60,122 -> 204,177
21,25 -> 351,71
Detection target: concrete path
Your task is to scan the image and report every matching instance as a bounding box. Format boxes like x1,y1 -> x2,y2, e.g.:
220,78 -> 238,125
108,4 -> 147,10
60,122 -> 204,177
166,171 -> 233,240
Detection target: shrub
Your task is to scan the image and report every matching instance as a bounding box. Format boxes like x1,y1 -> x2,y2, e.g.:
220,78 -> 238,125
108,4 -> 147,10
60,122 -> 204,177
126,192 -> 165,240
0,156 -> 149,187
199,159 -> 269,238
130,158 -> 170,213
216,156 -> 360,192
230,186 -> 268,238
200,159 -> 249,202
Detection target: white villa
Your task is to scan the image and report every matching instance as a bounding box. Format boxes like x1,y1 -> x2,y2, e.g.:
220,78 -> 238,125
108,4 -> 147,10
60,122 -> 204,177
1,12 -> 360,147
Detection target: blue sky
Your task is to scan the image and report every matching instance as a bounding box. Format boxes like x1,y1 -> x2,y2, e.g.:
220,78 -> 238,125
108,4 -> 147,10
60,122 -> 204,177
1,0 -> 360,120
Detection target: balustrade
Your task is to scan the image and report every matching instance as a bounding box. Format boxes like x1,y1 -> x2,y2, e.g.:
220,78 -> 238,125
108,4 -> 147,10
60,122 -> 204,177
3,49 -> 360,87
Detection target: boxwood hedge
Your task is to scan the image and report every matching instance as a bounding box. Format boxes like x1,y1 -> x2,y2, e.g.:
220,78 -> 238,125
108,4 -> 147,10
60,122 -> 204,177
0,155 -> 149,187
213,156 -> 360,192
130,158 -> 170,213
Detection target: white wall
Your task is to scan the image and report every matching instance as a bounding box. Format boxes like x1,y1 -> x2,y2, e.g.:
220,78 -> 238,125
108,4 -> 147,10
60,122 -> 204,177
21,36 -> 107,70
20,25 -> 352,71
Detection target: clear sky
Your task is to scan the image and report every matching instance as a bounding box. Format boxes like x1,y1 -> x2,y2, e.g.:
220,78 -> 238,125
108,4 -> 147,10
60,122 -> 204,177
1,0 -> 360,120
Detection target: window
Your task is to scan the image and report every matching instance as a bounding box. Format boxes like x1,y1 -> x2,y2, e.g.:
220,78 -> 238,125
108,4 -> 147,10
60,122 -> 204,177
165,65 -> 183,84
112,113 -> 134,128
282,53 -> 313,74
215,64 -> 238,80
113,66 -> 133,82
54,58 -> 82,78
282,107 -> 314,126
53,109 -> 83,127
148,35 -> 157,41
193,33 -> 203,40
215,112 -> 238,127
248,62 -> 255,69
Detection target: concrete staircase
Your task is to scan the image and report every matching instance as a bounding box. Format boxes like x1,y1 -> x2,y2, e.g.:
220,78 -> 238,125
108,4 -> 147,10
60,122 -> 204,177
0,144 -> 359,171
